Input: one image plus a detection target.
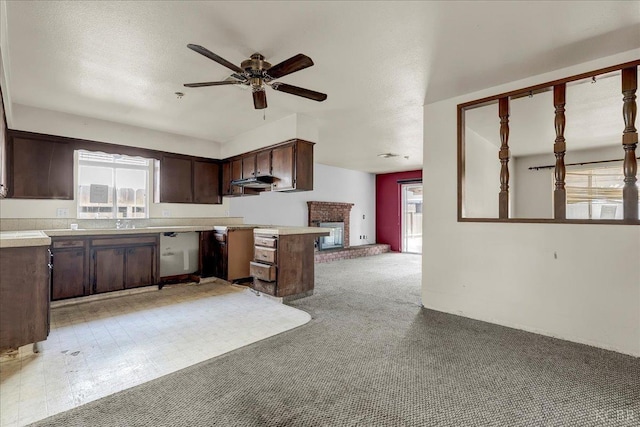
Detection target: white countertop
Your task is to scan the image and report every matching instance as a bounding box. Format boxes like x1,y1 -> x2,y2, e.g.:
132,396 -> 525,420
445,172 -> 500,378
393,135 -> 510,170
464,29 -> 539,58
44,225 -> 215,237
0,230 -> 52,248
0,225 -> 331,248
254,227 -> 331,236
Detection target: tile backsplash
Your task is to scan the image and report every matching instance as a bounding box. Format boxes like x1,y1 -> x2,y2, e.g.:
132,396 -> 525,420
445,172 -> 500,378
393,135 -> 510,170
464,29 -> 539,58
0,217 -> 244,231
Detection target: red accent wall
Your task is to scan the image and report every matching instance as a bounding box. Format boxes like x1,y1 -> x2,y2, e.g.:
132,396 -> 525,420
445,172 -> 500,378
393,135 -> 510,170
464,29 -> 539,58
375,170 -> 422,252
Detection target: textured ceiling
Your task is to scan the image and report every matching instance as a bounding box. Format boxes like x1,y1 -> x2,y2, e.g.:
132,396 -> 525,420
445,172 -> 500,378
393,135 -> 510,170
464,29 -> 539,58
3,1 -> 640,173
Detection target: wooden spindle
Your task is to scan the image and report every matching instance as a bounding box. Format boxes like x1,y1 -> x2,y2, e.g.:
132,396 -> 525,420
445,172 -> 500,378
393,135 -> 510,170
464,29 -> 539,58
553,84 -> 567,220
498,97 -> 510,219
622,67 -> 638,221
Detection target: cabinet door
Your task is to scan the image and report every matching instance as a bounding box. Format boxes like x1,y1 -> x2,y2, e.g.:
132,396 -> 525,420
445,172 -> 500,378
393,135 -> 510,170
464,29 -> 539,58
9,136 -> 74,199
256,150 -> 272,177
231,159 -> 243,195
199,231 -> 216,278
52,249 -> 86,300
93,248 -> 125,294
160,155 -> 193,203
214,239 -> 228,280
0,93 -> 6,197
193,160 -> 221,204
0,246 -> 50,351
242,155 -> 256,179
125,246 -> 155,289
221,161 -> 232,195
271,144 -> 295,191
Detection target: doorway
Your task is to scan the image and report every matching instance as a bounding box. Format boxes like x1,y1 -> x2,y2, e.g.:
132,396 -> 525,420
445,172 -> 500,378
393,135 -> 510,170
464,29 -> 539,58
401,182 -> 423,253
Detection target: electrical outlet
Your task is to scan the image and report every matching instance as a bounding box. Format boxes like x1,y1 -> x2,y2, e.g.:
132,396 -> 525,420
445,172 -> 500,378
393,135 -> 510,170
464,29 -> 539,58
56,208 -> 69,218
162,209 -> 171,217
362,214 -> 365,219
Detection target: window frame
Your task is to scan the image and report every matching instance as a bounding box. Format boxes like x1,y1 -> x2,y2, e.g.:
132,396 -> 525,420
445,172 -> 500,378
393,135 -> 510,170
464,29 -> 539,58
457,59 -> 640,226
76,150 -> 153,220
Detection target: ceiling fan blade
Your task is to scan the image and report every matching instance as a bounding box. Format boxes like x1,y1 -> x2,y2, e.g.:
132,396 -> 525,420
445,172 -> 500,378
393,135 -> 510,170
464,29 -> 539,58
253,90 -> 267,109
184,81 -> 244,87
266,54 -> 314,79
271,83 -> 327,102
187,44 -> 244,74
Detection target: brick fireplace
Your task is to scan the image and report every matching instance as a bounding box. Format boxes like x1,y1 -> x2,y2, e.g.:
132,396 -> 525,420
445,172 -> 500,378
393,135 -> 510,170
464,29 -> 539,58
307,201 -> 354,248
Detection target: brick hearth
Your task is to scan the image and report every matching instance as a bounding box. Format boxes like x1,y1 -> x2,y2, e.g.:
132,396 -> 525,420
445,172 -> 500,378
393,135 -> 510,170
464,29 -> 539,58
314,244 -> 390,263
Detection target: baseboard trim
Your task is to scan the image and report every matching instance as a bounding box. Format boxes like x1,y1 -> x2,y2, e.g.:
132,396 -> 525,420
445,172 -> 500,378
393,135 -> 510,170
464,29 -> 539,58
421,304 -> 639,358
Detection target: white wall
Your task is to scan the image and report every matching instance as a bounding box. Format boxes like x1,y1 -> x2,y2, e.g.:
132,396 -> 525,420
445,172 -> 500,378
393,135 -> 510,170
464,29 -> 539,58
220,113 -> 319,158
1,104 -> 230,219
11,104 -> 222,158
229,163 -> 376,247
423,49 -> 640,356
464,128 -> 500,218
513,145 -> 622,219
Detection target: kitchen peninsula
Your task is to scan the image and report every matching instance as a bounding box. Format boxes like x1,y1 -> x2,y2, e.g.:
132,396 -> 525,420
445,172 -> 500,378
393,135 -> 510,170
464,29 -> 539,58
0,222 -> 328,353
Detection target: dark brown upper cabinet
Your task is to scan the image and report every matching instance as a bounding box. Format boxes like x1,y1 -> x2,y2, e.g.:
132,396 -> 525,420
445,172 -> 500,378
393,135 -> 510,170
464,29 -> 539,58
256,150 -> 272,177
271,139 -> 313,192
222,139 -> 313,196
8,133 -> 74,199
231,158 -> 244,195
157,154 -> 222,204
242,154 -> 256,179
193,160 -> 221,204
271,144 -> 295,191
220,157 -> 260,197
158,154 -> 193,203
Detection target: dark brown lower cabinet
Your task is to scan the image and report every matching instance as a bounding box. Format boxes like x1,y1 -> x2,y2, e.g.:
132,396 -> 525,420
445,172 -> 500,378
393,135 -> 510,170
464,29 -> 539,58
124,245 -> 155,289
51,237 -> 89,301
93,247 -> 126,294
0,246 -> 50,351
51,248 -> 87,300
90,235 -> 158,294
251,232 -> 320,299
211,228 -> 254,282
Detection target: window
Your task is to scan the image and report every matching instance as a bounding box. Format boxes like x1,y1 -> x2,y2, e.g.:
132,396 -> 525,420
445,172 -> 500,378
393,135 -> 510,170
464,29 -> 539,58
565,165 -> 624,220
77,150 -> 152,219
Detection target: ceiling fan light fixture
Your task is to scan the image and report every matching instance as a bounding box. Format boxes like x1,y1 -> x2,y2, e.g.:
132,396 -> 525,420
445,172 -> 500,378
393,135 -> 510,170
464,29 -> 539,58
184,44 -> 327,109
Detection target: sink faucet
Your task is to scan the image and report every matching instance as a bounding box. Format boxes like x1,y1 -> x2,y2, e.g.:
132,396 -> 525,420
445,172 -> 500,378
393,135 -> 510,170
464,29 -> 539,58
116,219 -> 133,229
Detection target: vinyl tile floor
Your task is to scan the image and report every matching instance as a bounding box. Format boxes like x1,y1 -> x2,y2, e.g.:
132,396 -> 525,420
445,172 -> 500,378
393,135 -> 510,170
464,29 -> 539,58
0,280 -> 311,427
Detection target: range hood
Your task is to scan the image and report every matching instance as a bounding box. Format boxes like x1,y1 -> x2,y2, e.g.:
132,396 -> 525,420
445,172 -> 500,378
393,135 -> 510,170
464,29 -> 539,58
231,175 -> 276,189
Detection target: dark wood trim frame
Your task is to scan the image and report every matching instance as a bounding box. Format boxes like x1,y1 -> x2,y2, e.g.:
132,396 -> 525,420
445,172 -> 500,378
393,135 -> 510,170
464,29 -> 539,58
458,60 -> 640,110
457,59 -> 640,225
0,84 -> 7,197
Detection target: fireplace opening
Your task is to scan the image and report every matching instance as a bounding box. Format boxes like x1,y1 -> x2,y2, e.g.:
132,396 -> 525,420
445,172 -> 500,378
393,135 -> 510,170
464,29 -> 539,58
317,222 -> 345,251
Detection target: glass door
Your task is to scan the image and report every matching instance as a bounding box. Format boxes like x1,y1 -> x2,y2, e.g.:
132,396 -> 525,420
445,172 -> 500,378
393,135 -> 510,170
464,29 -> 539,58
401,183 -> 423,253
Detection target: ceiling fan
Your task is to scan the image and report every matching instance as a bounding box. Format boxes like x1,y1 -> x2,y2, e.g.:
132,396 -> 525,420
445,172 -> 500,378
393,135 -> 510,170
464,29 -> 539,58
184,44 -> 327,110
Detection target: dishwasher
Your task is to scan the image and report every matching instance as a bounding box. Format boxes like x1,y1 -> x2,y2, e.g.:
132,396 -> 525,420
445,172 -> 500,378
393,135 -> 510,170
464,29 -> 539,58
159,232 -> 199,278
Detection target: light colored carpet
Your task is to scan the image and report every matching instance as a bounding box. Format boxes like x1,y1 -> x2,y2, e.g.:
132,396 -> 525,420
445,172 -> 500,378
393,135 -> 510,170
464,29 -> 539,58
32,253 -> 639,426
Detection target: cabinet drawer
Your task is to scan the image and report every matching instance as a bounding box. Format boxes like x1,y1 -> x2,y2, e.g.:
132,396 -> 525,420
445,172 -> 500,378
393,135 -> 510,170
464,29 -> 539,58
214,233 -> 226,242
91,235 -> 157,247
250,261 -> 276,282
254,247 -> 277,264
52,239 -> 85,249
253,278 -> 277,296
254,236 -> 277,248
